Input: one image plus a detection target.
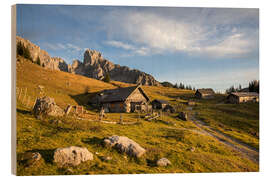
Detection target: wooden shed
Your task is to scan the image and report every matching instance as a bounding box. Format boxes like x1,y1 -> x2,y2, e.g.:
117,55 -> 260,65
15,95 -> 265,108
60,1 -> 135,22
195,88 -> 215,99
90,85 -> 150,113
151,99 -> 169,109
227,92 -> 259,104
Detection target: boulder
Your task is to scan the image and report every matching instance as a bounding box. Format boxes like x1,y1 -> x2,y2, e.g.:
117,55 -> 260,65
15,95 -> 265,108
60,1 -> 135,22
33,96 -> 65,118
100,156 -> 112,162
53,146 -> 93,167
18,152 -> 42,167
104,135 -> 146,158
178,112 -> 188,121
156,158 -> 171,167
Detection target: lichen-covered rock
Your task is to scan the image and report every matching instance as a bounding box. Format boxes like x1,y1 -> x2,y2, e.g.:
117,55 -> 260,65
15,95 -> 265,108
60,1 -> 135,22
104,135 -> 146,158
33,96 -> 65,118
53,146 -> 93,167
156,158 -> 171,167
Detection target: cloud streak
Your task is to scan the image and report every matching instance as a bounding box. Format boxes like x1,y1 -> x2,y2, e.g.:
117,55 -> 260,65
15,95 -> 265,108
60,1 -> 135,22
103,8 -> 258,59
43,42 -> 82,52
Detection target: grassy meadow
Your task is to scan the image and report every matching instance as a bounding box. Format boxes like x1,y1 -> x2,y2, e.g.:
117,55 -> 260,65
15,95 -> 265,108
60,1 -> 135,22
16,57 -> 259,175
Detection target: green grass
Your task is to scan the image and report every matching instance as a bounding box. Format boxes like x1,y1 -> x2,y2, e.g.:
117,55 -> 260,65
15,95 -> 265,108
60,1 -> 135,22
16,57 -> 259,175
193,95 -> 259,150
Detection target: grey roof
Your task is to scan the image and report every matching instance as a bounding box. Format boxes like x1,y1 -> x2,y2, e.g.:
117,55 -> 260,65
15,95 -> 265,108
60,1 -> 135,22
230,92 -> 259,97
152,99 -> 169,104
196,88 -> 215,94
98,85 -> 149,103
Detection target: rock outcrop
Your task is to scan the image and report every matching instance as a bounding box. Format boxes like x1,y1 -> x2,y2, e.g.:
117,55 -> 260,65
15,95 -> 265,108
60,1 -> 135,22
53,146 -> 93,167
68,49 -> 161,86
104,135 -> 146,158
156,158 -> 171,167
16,36 -> 68,72
33,96 -> 65,118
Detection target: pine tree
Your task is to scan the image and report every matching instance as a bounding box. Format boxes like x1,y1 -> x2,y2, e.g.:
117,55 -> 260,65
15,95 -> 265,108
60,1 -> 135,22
103,73 -> 110,83
17,41 -> 24,56
23,45 -> 32,61
36,56 -> 41,65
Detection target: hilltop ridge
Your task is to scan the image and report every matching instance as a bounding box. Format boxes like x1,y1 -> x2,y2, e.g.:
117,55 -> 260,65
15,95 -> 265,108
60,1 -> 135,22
16,36 -> 160,86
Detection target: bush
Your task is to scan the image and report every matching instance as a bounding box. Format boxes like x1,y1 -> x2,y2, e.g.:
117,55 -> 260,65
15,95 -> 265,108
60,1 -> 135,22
16,41 -> 33,61
103,73 -> 110,83
17,41 -> 24,56
84,86 -> 90,94
36,56 -> 41,65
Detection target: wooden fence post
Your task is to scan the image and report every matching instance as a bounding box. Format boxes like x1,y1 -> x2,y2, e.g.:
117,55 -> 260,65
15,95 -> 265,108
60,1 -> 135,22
120,113 -> 123,124
26,96 -> 30,107
32,97 -> 37,109
18,88 -> 22,101
22,87 -> 27,105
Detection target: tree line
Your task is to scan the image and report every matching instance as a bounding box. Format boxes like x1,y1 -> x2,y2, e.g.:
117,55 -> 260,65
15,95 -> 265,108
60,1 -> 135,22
17,41 -> 41,66
225,80 -> 259,94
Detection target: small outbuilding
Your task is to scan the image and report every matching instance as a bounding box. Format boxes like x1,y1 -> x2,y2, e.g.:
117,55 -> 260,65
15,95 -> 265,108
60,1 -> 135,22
90,85 -> 150,113
227,92 -> 259,104
151,99 -> 169,110
195,88 -> 215,99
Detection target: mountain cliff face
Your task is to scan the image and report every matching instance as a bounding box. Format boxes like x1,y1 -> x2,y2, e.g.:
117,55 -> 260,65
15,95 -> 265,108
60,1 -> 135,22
68,49 -> 161,86
16,36 -> 68,72
16,36 -> 160,86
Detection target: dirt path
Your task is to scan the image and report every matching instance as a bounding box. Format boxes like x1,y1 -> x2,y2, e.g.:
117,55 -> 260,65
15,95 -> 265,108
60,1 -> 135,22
186,107 -> 259,163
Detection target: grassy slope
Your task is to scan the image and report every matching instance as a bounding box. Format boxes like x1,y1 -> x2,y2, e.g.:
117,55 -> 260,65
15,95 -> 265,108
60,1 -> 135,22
16,57 -> 258,175
193,96 -> 259,150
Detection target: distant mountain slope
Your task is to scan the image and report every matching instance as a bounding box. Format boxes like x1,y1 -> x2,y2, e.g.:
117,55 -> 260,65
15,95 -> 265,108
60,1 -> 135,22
16,36 -> 160,86
16,36 -> 68,72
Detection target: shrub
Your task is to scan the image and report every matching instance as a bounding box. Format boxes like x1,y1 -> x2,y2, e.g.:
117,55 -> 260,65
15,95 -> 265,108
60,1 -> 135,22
16,41 -> 33,61
84,86 -> 90,94
16,41 -> 24,56
103,73 -> 110,83
36,56 -> 41,65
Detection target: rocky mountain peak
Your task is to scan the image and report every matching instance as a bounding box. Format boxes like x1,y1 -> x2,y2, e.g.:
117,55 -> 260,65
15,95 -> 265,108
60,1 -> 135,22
83,48 -> 103,66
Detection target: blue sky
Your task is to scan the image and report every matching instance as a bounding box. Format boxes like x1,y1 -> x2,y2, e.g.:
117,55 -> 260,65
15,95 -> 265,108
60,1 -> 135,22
16,4 -> 259,92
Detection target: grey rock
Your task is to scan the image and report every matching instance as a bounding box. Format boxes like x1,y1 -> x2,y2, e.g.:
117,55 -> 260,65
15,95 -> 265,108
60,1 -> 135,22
53,146 -> 93,167
104,135 -> 146,158
33,96 -> 65,118
101,156 -> 112,162
156,158 -> 171,167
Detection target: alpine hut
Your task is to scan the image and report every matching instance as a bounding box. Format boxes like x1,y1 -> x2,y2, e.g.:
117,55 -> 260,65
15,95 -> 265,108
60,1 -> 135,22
90,85 -> 150,113
195,88 -> 215,99
227,92 -> 259,103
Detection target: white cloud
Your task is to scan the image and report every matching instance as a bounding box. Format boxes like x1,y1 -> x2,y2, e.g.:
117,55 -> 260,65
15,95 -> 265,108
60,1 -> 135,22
104,40 -> 150,56
43,42 -> 82,52
103,8 -> 258,59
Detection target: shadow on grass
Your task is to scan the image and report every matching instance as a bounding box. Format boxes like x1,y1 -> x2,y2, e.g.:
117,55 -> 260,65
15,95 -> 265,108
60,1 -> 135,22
81,136 -> 104,147
146,159 -> 157,167
69,92 -> 99,111
28,149 -> 55,164
17,108 -> 31,115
